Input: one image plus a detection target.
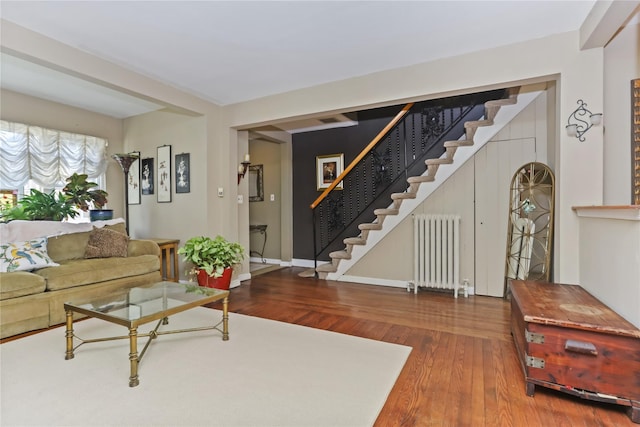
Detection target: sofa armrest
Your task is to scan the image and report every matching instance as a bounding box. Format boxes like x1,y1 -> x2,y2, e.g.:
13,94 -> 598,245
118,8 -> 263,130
128,239 -> 160,257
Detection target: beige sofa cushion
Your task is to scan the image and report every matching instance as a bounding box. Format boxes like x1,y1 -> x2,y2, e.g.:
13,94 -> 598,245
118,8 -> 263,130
0,271 -> 46,299
84,227 -> 129,258
37,255 -> 160,291
47,223 -> 128,262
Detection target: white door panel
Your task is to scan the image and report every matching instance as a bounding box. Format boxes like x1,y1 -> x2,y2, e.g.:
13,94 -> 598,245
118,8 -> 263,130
474,138 -> 537,297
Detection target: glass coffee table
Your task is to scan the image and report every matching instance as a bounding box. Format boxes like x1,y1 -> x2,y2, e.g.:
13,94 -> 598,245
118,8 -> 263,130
63,281 -> 229,387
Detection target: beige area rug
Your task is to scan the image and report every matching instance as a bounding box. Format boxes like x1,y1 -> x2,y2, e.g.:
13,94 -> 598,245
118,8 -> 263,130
1,308 -> 411,427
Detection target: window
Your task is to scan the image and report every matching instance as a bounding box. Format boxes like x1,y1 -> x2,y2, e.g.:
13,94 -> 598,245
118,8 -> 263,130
0,120 -> 108,221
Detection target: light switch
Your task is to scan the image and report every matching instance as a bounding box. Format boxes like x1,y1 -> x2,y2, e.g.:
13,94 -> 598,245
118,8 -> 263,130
218,187 -> 224,197
237,195 -> 243,203
270,194 -> 275,201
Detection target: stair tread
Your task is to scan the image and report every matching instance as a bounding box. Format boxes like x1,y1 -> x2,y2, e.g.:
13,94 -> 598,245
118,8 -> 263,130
444,139 -> 474,147
374,208 -> 399,215
426,158 -> 453,165
485,98 -> 517,107
407,176 -> 435,183
316,264 -> 337,273
391,192 -> 417,200
359,223 -> 382,230
344,237 -> 366,245
330,250 -> 351,259
465,119 -> 493,128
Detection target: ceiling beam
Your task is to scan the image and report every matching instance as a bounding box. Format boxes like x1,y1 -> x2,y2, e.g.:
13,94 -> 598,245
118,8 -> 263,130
580,0 -> 640,49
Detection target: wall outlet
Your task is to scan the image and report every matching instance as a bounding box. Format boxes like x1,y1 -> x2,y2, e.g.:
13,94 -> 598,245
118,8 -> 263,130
237,195 -> 243,203
218,187 -> 224,197
270,194 -> 275,201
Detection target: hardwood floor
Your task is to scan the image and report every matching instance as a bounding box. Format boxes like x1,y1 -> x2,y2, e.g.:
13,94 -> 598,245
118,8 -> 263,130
216,267 -> 634,427
2,267 -> 634,426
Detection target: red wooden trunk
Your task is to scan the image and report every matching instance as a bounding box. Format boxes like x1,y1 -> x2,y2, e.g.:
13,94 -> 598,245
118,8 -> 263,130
510,280 -> 640,423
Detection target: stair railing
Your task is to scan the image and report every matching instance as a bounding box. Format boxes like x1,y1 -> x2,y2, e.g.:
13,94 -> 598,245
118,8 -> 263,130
310,104 -> 412,274
309,89 -> 507,272
310,103 -> 414,211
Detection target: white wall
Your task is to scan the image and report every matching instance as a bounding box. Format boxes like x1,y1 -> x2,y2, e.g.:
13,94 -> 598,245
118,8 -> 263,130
576,209 -> 640,327
123,110 -> 208,280
603,22 -> 640,205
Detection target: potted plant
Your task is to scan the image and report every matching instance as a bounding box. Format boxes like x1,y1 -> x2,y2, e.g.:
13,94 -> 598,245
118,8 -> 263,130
178,235 -> 245,290
0,188 -> 77,221
62,173 -> 111,221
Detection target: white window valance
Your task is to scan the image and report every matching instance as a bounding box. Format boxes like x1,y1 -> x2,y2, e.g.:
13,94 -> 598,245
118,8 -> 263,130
0,120 -> 108,189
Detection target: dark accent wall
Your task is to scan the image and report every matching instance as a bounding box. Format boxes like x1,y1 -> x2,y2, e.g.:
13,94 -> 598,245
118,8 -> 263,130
292,105 -> 401,260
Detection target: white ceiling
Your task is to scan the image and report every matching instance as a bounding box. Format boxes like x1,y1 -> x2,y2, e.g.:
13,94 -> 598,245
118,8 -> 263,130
1,1 -> 599,119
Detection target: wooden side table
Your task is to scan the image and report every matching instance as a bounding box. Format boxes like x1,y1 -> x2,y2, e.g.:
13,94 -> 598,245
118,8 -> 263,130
149,238 -> 180,282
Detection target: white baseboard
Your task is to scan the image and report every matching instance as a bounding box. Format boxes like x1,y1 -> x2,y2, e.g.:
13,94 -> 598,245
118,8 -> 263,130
249,256 -> 289,266
237,272 -> 251,285
291,258 -> 328,268
336,275 -> 408,289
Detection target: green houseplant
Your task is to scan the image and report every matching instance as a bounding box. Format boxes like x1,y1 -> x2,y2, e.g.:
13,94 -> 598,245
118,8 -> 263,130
1,188 -> 77,221
178,235 -> 245,290
62,173 -> 111,221
0,173 -> 110,223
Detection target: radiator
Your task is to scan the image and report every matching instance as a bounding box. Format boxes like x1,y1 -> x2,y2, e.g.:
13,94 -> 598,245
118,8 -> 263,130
409,214 -> 468,298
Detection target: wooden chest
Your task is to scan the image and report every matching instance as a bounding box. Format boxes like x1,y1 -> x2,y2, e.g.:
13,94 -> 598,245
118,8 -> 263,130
510,280 -> 640,423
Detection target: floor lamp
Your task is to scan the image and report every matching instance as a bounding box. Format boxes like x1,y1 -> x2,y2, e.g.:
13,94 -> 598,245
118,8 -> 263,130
112,153 -> 139,235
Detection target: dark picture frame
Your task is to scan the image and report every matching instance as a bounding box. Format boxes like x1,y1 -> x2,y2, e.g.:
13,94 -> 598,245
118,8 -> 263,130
141,158 -> 154,195
316,153 -> 344,191
157,145 -> 172,203
127,151 -> 141,205
175,153 -> 190,194
249,164 -> 264,202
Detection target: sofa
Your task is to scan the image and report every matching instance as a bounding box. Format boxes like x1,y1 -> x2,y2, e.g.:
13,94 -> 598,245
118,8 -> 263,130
0,219 -> 161,339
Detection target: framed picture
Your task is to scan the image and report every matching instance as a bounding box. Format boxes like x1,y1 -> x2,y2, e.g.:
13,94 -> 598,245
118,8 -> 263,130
157,145 -> 172,203
141,158 -> 154,195
127,151 -> 141,205
316,153 -> 344,191
249,164 -> 264,202
175,153 -> 190,193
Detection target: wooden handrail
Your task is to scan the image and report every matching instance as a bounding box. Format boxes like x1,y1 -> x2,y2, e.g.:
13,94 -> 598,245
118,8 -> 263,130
310,102 -> 414,209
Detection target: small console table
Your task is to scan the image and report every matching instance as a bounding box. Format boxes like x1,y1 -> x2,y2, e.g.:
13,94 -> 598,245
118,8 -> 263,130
249,224 -> 267,263
149,238 -> 180,282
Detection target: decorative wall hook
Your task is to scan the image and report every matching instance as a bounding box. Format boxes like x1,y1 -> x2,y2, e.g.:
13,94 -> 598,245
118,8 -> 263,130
565,99 -> 602,142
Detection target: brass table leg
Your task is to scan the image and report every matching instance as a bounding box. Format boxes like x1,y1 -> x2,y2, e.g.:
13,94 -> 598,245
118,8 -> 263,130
128,327 -> 139,387
65,310 -> 74,360
222,296 -> 229,341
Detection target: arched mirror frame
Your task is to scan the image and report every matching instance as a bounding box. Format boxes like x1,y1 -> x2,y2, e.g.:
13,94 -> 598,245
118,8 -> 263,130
503,162 -> 555,298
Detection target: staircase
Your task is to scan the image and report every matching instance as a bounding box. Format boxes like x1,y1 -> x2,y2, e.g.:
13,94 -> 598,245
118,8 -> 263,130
315,86 -> 545,280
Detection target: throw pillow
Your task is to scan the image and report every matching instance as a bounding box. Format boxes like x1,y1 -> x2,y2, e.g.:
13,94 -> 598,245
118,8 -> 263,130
0,237 -> 60,272
84,227 -> 129,259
